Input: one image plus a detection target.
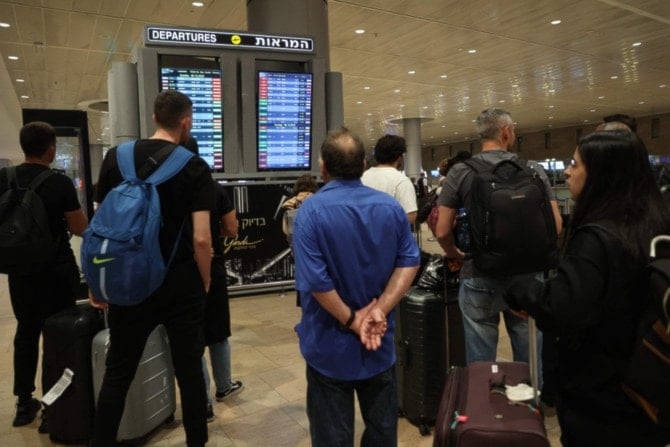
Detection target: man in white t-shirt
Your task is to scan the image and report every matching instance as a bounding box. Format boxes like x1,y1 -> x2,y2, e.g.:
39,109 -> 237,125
362,135 -> 418,224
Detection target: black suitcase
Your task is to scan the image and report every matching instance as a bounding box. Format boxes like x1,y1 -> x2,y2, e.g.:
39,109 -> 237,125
42,302 -> 104,444
444,265 -> 466,369
396,283 -> 466,435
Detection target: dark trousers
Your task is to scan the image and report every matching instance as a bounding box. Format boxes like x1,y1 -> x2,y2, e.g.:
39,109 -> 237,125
557,399 -> 670,447
306,365 -> 398,447
8,260 -> 78,399
91,262 -> 208,447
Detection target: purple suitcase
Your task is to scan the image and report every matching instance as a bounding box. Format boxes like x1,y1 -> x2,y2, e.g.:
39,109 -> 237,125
433,319 -> 549,447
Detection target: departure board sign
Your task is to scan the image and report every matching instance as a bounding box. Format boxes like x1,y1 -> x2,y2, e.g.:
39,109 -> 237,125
160,67 -> 223,171
146,26 -> 314,53
257,71 -> 313,171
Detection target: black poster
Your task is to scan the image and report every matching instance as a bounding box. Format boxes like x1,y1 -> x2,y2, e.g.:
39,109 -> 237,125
221,182 -> 295,294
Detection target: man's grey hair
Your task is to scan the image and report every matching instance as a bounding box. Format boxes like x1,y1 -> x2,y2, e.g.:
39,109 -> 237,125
476,108 -> 514,140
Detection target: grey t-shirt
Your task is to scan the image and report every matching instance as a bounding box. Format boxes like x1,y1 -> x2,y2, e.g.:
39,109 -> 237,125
437,149 -> 555,277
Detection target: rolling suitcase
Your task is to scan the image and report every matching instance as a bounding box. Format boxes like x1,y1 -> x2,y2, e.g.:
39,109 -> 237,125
433,318 -> 549,447
41,302 -> 105,443
92,324 -> 176,442
396,279 -> 466,436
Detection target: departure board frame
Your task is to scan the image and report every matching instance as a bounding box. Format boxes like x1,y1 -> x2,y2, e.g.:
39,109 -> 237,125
256,70 -> 313,172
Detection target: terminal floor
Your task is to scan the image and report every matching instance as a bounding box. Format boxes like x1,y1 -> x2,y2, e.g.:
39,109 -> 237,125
0,228 -> 561,446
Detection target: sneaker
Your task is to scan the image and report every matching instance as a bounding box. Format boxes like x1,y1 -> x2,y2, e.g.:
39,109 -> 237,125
12,398 -> 41,427
206,404 -> 215,423
215,380 -> 244,402
37,411 -> 48,434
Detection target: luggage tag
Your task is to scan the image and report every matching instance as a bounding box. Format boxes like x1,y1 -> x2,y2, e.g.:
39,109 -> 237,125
41,368 -> 74,406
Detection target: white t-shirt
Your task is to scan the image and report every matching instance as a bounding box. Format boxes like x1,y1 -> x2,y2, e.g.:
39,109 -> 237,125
361,166 -> 418,214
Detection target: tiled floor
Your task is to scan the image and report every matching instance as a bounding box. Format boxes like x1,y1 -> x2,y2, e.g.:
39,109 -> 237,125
0,228 -> 561,446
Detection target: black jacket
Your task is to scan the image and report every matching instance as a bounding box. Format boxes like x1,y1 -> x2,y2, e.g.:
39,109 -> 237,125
505,225 -> 646,414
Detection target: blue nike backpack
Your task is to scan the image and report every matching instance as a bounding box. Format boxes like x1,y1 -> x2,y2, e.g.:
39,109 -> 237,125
81,141 -> 193,306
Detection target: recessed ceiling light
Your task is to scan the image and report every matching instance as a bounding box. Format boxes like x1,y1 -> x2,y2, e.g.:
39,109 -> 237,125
511,84 -> 518,88
363,86 -> 370,90
355,29 -> 365,34
499,100 -> 505,103
0,22 -> 10,28
471,119 -> 476,122
356,101 -> 362,104
440,74 -> 448,79
632,42 -> 642,47
548,89 -> 555,93
454,132 -> 459,135
423,106 -> 428,109
192,1 -> 204,7
8,55 -> 19,60
441,125 -> 446,128
394,89 -> 400,93
20,95 -> 29,99
590,109 -> 596,112
611,75 -> 618,79
548,116 -> 554,120
367,113 -> 372,116
550,19 -> 562,25
548,105 -> 555,108
639,100 -> 645,104
16,78 -> 24,82
408,70 -> 416,75
467,49 -> 477,54
463,96 -> 469,100
598,96 -> 605,99
659,84 -> 667,88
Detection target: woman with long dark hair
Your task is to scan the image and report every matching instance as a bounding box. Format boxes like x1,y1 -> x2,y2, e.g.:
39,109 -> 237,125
504,130 -> 670,446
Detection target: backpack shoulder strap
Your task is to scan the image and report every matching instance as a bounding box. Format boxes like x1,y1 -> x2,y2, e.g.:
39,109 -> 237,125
28,169 -> 55,191
5,166 -> 16,189
146,146 -> 194,186
116,140 -> 138,182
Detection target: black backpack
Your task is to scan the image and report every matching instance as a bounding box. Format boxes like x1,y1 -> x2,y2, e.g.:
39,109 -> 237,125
0,167 -> 57,274
463,157 -> 558,276
621,235 -> 670,428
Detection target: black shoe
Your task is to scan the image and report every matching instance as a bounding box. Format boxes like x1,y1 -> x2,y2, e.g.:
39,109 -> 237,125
12,398 -> 41,427
215,380 -> 244,402
206,404 -> 215,423
37,410 -> 48,434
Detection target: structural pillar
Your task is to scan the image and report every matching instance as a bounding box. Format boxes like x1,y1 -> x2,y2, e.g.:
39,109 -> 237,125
247,0 -> 330,69
389,117 -> 433,179
107,62 -> 139,146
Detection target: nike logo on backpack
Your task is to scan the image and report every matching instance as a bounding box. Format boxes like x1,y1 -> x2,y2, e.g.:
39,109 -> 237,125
92,256 -> 115,265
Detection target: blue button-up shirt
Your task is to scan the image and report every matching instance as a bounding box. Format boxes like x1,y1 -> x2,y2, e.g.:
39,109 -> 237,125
293,178 -> 420,380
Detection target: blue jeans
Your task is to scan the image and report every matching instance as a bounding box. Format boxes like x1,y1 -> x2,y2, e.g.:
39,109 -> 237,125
306,365 -> 397,447
459,275 -> 542,371
202,338 -> 231,404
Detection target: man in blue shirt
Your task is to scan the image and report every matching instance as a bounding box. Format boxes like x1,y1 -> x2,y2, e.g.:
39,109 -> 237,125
293,127 -> 420,446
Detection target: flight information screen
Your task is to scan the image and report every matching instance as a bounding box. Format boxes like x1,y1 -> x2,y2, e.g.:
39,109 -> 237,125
257,71 -> 312,171
160,66 -> 223,171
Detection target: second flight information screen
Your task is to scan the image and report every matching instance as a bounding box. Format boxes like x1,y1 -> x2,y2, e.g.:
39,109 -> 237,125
160,66 -> 223,171
257,71 -> 313,171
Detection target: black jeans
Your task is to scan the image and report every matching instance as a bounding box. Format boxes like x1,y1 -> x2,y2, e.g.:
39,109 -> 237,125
9,260 -> 78,399
91,262 -> 208,447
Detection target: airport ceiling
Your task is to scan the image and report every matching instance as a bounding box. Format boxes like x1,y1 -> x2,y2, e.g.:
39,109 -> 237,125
0,0 -> 669,152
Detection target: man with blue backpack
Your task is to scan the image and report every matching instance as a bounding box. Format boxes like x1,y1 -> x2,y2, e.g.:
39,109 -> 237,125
86,90 -> 216,447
